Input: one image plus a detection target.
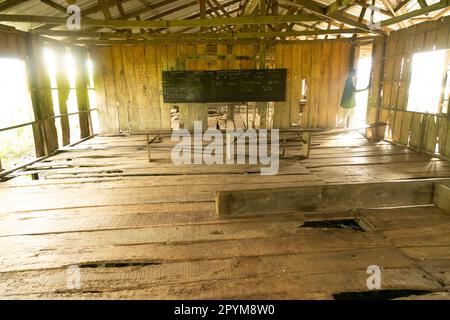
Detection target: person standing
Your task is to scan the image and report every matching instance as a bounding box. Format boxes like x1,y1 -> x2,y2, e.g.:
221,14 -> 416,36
337,69 -> 366,128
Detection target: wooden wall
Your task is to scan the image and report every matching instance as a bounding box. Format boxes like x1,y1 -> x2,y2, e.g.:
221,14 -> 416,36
273,41 -> 351,128
0,27 -> 27,59
90,44 -> 256,133
91,40 -> 352,133
368,17 -> 450,158
0,27 -> 91,157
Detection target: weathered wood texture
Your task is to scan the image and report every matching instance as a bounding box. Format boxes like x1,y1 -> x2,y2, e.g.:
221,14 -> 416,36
274,41 -> 351,129
0,29 -> 92,155
216,179 -> 447,217
90,44 -> 257,132
90,41 -> 352,132
1,133 -> 450,299
368,18 -> 450,158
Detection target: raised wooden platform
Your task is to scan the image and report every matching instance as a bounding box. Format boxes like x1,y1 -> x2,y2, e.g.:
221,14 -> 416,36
1,132 -> 450,299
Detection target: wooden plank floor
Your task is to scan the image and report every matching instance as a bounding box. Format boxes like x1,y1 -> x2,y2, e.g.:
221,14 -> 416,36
1,132 -> 450,299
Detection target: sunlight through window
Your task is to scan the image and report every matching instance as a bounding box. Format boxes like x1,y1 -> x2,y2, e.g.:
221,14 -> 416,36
407,50 -> 448,114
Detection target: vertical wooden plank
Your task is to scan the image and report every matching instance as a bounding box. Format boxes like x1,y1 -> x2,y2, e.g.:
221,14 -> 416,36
290,44 -> 302,126
300,44 -> 312,127
74,48 -> 92,139
29,39 -> 59,154
132,45 -> 151,132
396,27 -> 415,111
442,118 -> 450,158
88,47 -> 110,134
327,42 -> 342,128
436,115 -> 449,155
318,42 -> 331,128
121,46 -> 138,132
156,45 -> 171,130
435,24 -> 449,50
423,114 -> 437,153
281,43 -> 292,128
409,112 -> 423,148
111,46 -> 129,132
399,111 -> 413,145
392,110 -> 403,142
54,46 -> 70,146
145,45 -> 162,131
273,44 -> 286,129
310,43 -> 322,128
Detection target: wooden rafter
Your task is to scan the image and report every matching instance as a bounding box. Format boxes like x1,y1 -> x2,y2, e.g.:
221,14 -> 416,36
382,0 -> 409,28
98,0 -> 113,20
379,0 -> 449,27
0,0 -> 27,12
115,0 -> 126,18
277,0 -> 375,33
0,13 -> 320,29
395,0 -> 412,12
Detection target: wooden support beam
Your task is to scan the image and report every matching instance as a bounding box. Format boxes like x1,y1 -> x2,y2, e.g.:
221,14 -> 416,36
278,0 -> 374,32
434,184 -> 450,213
74,49 -> 92,139
98,0 -> 114,20
418,0 -> 428,9
395,0 -> 412,12
199,0 -> 206,32
216,179 -> 449,217
379,0 -> 449,27
40,28 -> 364,41
115,0 -> 126,18
0,13 -> 320,28
382,0 -> 409,29
0,0 -> 27,11
74,37 -> 366,45
326,0 -> 356,15
40,0 -> 66,12
54,47 -> 71,146
25,35 -> 59,156
211,0 -> 232,17
355,0 -> 393,17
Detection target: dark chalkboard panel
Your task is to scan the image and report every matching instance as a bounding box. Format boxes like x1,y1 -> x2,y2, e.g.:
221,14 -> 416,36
162,69 -> 286,103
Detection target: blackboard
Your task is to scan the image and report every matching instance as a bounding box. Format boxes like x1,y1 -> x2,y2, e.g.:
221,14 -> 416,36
162,69 -> 287,103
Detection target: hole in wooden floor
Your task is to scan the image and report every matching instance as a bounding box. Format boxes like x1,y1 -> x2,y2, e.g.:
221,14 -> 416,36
333,289 -> 433,300
300,218 -> 365,232
78,261 -> 161,268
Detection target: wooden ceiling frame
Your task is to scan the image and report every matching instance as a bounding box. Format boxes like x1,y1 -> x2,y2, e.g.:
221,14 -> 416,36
0,0 -> 448,44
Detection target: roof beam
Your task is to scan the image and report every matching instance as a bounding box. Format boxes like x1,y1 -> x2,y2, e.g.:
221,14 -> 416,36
326,0 -> 356,15
394,0 -> 412,12
98,0 -> 114,20
417,0 -> 428,9
278,0 -> 375,32
382,0 -> 409,28
354,0 -> 393,17
380,0 -> 449,27
115,0 -> 126,18
0,0 -> 28,12
0,13 -> 320,29
35,28 -> 363,39
210,0 -> 232,17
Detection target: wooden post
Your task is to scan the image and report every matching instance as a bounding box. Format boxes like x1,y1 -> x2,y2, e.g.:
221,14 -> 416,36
25,34 -> 58,156
301,132 -> 311,158
199,0 -> 206,33
74,48 -> 92,139
54,46 -> 71,146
